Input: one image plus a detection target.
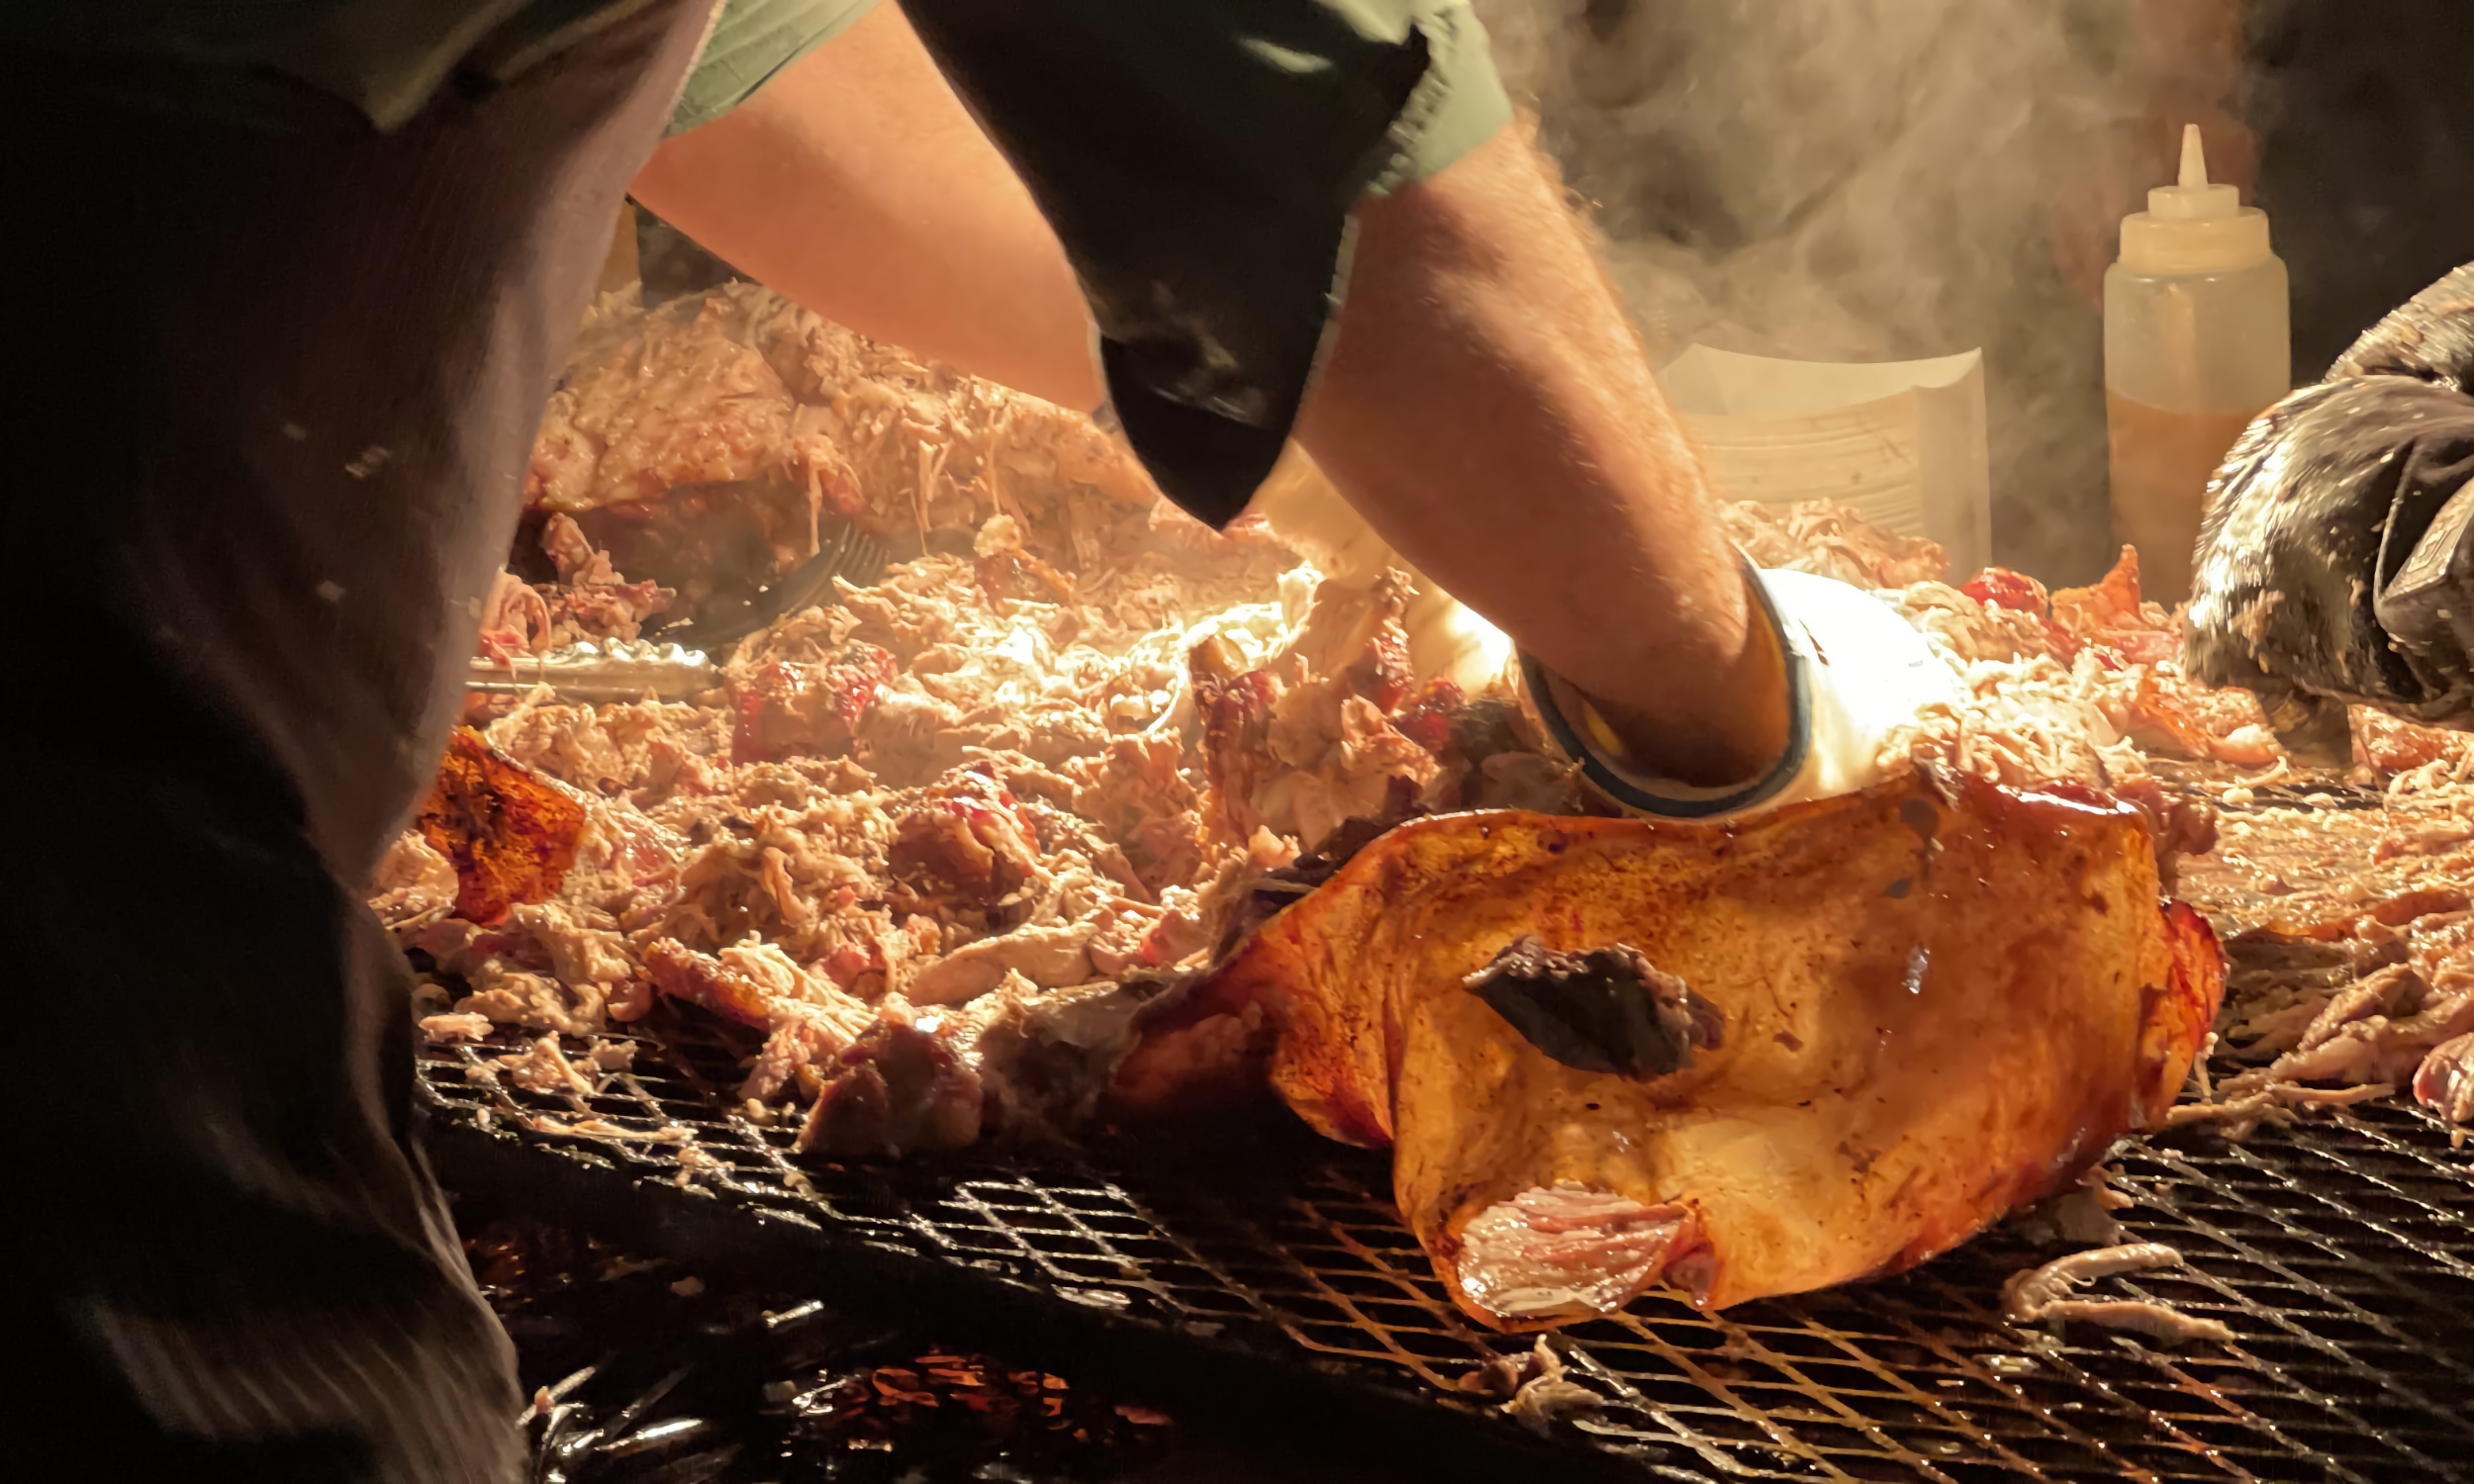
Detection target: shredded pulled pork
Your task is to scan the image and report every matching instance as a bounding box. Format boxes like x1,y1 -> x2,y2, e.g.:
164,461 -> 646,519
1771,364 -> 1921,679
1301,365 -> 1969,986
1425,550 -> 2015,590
418,1012 -> 494,1045
2174,783 -> 2474,1133
1719,499 -> 1947,588
529,283 -> 1156,529
476,516 -> 675,665
496,1034 -> 596,1095
2356,707 -> 2474,788
2002,1243 -> 2234,1345
1874,561 -> 2229,876
401,281 -> 2471,1159
410,286 -> 1474,1153
1882,552 -> 2280,799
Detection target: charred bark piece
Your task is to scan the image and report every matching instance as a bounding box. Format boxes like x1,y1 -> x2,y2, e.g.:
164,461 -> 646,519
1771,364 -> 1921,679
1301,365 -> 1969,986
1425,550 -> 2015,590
1465,938 -> 1721,1081
416,727 -> 588,926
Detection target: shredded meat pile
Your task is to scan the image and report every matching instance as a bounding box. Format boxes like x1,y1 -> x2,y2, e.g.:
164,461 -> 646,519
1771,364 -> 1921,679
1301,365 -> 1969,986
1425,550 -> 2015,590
393,283 -> 2474,1155
1899,549 -> 2474,1139
396,285 -> 1585,1154
1880,549 -> 2276,795
1719,500 -> 1947,589
1865,547 -> 2474,1136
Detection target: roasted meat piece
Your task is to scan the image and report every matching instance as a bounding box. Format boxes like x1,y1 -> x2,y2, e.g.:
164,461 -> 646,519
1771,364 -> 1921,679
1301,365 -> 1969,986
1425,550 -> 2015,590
2050,546 -> 2181,667
1190,571 -> 1447,850
1144,771 -> 2223,1329
1959,568 -> 2081,660
888,764 -> 1045,921
416,728 -> 590,926
529,290 -> 809,513
729,642 -> 899,765
798,1000 -> 986,1158
2416,1031 -> 2474,1121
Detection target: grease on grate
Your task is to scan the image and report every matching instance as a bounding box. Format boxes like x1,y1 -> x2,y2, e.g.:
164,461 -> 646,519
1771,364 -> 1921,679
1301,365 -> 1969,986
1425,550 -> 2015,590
427,1003 -> 2474,1483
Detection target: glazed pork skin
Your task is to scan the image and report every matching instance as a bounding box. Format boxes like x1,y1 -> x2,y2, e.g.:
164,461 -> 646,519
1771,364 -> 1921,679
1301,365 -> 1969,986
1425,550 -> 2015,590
1159,771 -> 2223,1330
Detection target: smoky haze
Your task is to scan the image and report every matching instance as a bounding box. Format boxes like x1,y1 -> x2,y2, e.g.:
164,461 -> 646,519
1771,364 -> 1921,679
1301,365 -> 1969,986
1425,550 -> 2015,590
1475,0 -> 2207,585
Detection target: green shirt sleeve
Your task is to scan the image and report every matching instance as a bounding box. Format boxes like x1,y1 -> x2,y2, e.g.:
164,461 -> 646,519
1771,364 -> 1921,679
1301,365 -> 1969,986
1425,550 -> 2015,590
1359,0 -> 1510,197
4,0 -> 879,137
900,0 -> 1513,529
665,0 -> 882,136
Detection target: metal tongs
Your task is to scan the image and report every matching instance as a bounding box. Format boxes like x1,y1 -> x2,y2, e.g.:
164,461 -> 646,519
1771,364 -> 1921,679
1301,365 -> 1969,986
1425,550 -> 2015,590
466,639 -> 718,702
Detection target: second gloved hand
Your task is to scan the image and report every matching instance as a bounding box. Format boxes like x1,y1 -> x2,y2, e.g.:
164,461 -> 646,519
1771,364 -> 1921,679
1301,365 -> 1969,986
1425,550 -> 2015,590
2187,264 -> 2474,748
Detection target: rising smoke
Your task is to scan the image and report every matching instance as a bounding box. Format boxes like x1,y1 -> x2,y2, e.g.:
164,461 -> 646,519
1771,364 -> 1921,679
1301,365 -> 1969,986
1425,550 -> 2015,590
1475,0 -> 2209,584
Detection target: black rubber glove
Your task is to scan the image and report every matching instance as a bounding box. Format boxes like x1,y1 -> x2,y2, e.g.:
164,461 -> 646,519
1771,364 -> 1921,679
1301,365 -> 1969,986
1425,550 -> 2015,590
2186,265 -> 2474,750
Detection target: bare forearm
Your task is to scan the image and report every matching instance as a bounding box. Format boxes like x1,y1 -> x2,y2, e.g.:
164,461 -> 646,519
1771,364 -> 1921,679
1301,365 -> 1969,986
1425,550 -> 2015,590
639,32 -> 1776,779
1297,125 -> 1784,783
629,3 -> 1104,412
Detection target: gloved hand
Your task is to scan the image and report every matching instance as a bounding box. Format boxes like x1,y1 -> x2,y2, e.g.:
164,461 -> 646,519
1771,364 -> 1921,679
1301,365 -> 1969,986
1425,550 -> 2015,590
2187,265 -> 2474,751
1519,567 -> 1964,820
1246,449 -> 1963,818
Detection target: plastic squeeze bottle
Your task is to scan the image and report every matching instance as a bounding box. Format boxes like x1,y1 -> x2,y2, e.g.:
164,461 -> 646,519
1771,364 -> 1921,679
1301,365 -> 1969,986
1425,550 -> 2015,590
2105,124 -> 2290,603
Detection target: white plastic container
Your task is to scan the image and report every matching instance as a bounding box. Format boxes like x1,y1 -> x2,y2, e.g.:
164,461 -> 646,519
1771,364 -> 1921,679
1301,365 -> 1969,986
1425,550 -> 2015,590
2105,125 -> 2290,603
1661,345 -> 1990,582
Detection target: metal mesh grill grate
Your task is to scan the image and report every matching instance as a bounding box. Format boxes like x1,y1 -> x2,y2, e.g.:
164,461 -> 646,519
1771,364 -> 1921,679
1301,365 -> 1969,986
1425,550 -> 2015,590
422,1020 -> 2474,1482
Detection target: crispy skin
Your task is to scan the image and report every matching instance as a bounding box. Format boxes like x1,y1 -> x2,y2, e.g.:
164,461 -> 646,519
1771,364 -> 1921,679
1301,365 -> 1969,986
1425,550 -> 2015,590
1198,771 -> 2224,1328
416,728 -> 589,926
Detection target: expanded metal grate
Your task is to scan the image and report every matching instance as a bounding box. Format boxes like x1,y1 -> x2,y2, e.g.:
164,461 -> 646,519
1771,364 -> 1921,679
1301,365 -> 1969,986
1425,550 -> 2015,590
421,1017 -> 2474,1483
